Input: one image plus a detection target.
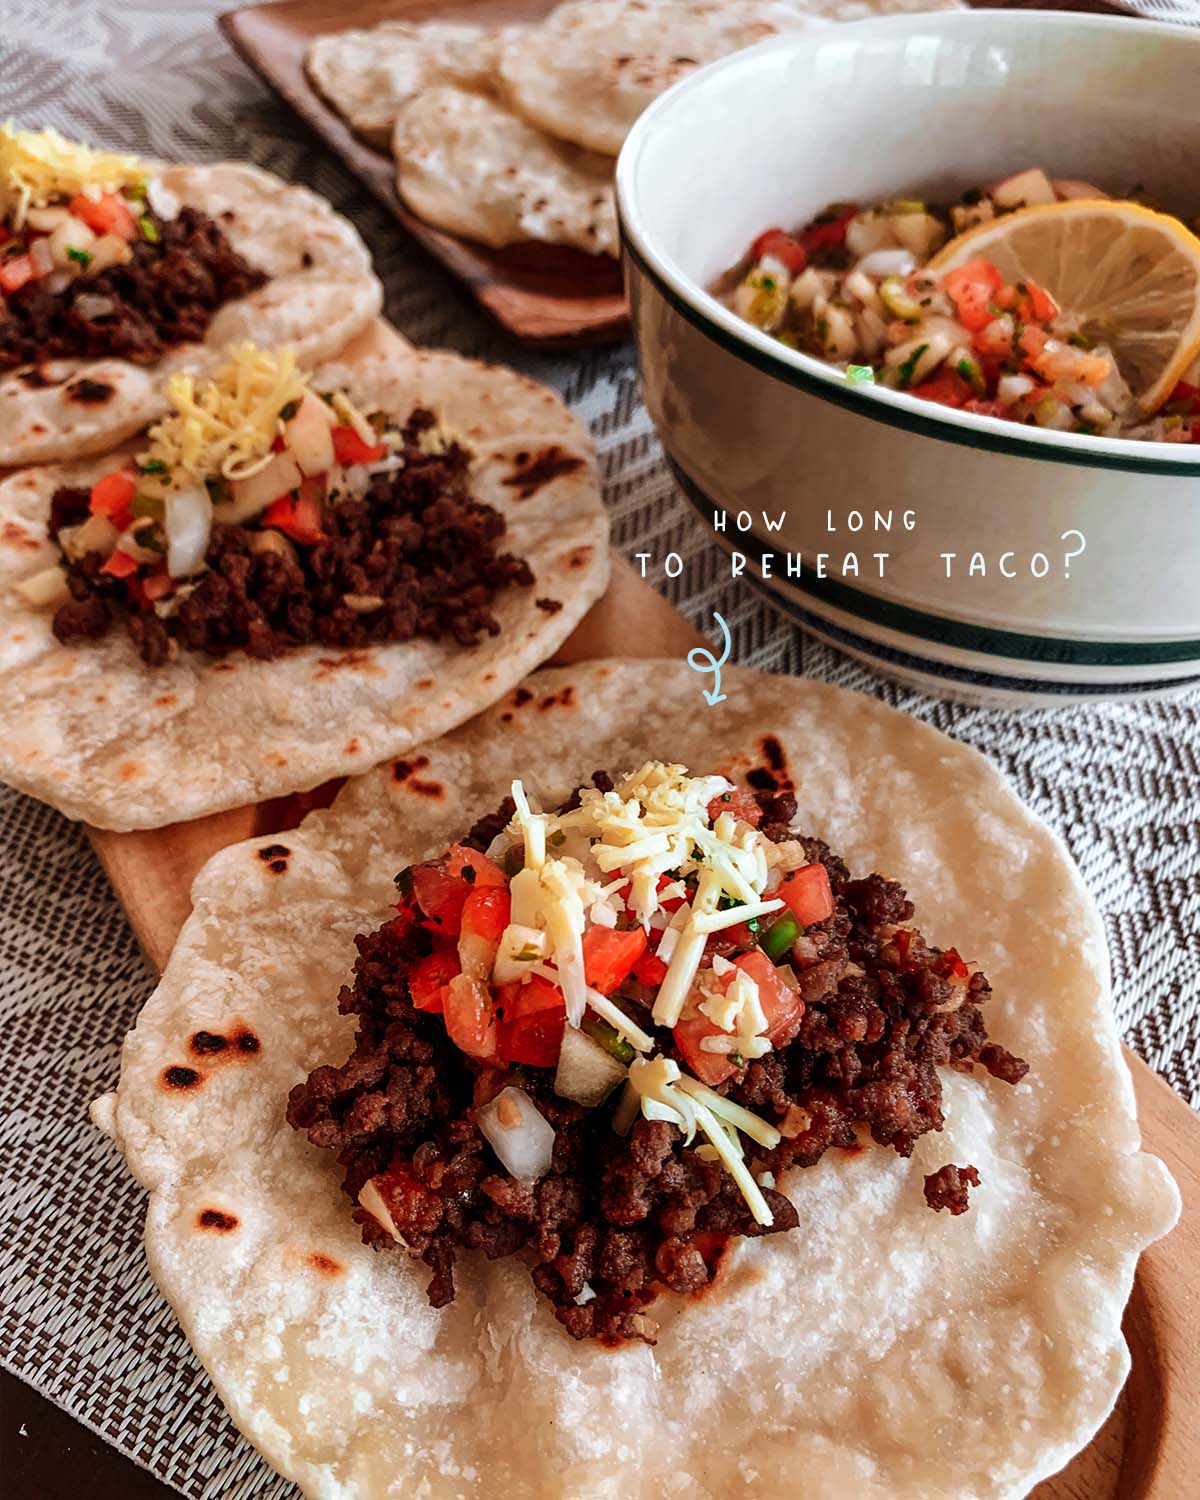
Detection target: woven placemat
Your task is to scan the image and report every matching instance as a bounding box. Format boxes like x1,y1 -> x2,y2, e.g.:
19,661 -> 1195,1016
1,3 -> 1196,1495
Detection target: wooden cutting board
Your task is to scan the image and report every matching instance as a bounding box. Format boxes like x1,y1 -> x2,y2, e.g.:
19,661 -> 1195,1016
86,566 -> 1196,1500
218,0 -> 629,346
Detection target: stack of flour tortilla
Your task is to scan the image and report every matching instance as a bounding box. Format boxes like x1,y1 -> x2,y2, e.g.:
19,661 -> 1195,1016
306,0 -> 963,258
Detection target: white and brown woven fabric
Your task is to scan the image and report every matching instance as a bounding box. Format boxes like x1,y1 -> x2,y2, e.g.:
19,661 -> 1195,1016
1,4 -> 1196,1496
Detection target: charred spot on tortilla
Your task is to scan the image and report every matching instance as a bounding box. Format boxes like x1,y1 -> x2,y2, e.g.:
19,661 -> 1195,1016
18,366 -> 60,389
343,738 -> 361,755
760,734 -> 791,783
197,1208 -> 239,1232
64,378 -> 115,404
307,1252 -> 343,1276
536,597 -> 563,614
2,522 -> 41,551
289,762 -> 1030,1346
257,843 -> 291,874
162,1064 -> 201,1091
190,1030 -> 229,1057
502,445 -> 586,500
566,546 -> 593,570
392,756 -> 445,798
513,687 -> 533,708
538,685 -> 575,711
234,1027 -> 261,1056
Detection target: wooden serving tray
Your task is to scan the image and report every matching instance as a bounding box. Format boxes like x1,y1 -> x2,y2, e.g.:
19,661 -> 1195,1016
218,0 -> 629,347
86,561 -> 1196,1500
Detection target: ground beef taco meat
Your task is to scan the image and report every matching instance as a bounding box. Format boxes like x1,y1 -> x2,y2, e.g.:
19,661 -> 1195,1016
38,344 -> 536,665
0,206 -> 266,370
288,766 -> 1029,1346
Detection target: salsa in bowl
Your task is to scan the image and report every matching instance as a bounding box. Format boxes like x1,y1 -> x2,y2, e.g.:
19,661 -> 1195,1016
724,172 -> 1200,443
616,10 -> 1200,704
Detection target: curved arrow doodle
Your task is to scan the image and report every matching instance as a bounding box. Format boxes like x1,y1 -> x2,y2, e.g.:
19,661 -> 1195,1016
687,611 -> 732,706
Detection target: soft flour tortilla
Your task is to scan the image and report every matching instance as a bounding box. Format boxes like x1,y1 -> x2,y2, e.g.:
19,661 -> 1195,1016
393,87 -> 618,256
498,0 -> 967,157
0,345 -> 608,830
97,660 -> 1178,1500
497,0 -> 822,157
307,21 -> 504,147
0,162 -> 382,469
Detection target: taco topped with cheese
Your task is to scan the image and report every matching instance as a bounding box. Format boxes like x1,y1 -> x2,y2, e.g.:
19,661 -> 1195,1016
0,125 -> 381,467
30,342 -> 536,667
289,758 -> 1029,1344
98,661 -> 1177,1500
0,335 -> 608,829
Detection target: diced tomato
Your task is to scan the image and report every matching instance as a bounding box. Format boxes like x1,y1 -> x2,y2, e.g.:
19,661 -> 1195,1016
800,208 -> 856,255
0,253 -> 36,295
937,946 -> 970,980
408,949 -> 460,1013
1167,380 -> 1200,415
911,370 -> 972,409
262,483 -> 325,546
143,567 -> 173,601
89,468 -> 137,527
962,398 -> 1007,419
127,565 -> 172,610
734,948 -> 804,1047
443,975 -> 497,1060
69,191 -> 138,241
446,844 -> 506,885
460,885 -> 511,943
582,926 -> 647,994
943,257 -> 1004,332
496,973 -> 565,1066
715,922 -> 759,952
1021,279 -> 1059,324
632,950 -> 668,987
673,947 -> 806,1086
778,863 -> 834,926
100,549 -> 139,579
331,425 -> 387,465
673,1014 -> 739,1086
89,470 -> 137,521
1018,325 -> 1049,362
410,844 -> 506,936
749,228 -> 807,275
706,787 -> 762,826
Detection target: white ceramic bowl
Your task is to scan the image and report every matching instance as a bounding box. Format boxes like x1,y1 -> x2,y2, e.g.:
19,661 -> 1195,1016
616,10 -> 1200,705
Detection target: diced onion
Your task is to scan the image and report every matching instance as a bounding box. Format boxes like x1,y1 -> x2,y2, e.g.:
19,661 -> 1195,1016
164,484 -> 212,577
284,391 -> 336,477
30,236 -> 55,276
15,564 -> 70,608
217,451 -> 302,522
74,292 -> 116,318
554,1027 -> 627,1107
857,248 -> 916,279
477,1086 -> 556,1181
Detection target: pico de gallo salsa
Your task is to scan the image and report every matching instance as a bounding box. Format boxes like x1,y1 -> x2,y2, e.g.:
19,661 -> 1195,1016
20,342 -> 534,664
724,165 -> 1200,442
288,762 -> 1029,1345
0,124 -> 265,369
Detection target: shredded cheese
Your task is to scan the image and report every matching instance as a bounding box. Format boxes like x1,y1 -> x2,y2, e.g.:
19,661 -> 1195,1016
626,1057 -> 777,1225
0,122 -> 149,229
494,759 -> 794,1222
143,343 -> 309,483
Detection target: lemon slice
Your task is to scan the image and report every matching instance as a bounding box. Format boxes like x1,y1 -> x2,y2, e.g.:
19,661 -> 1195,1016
928,200 -> 1200,413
